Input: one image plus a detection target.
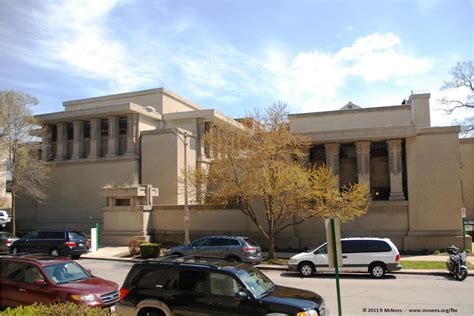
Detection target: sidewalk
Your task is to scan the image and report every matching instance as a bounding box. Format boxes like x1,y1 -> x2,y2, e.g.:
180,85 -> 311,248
81,246 -> 473,275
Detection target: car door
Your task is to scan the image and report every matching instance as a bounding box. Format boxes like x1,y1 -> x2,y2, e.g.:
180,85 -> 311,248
1,262 -> 24,307
311,243 -> 331,271
340,240 -> 366,272
190,238 -> 212,257
207,238 -> 230,258
166,269 -> 211,316
207,272 -> 263,315
18,232 -> 39,253
17,264 -> 57,305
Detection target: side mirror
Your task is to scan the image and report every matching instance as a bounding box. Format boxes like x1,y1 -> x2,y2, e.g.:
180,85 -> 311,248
33,279 -> 48,287
234,291 -> 248,301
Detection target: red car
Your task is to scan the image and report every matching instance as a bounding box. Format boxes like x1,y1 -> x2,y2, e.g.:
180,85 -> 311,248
0,254 -> 119,309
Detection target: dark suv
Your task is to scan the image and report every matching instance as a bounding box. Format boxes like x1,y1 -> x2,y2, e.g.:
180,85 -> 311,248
117,256 -> 327,316
9,230 -> 88,259
0,254 -> 119,309
165,235 -> 263,264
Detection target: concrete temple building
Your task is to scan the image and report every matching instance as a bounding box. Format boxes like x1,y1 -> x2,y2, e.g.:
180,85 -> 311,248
15,88 -> 473,251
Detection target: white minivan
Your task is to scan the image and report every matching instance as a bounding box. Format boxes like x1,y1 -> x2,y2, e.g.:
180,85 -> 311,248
288,237 -> 401,278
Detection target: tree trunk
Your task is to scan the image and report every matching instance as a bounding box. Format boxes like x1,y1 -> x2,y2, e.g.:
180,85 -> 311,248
11,192 -> 16,235
267,235 -> 275,259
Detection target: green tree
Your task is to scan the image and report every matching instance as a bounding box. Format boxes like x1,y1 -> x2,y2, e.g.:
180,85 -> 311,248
0,90 -> 50,235
191,102 -> 369,258
440,61 -> 473,135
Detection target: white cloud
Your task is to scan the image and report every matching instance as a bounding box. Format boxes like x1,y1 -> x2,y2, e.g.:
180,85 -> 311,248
265,32 -> 433,113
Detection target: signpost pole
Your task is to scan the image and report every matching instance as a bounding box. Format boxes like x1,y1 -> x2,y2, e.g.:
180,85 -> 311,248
461,208 -> 466,251
331,218 -> 342,316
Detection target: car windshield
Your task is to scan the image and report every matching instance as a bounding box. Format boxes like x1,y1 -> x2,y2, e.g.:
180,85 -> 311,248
235,267 -> 275,298
43,262 -> 90,284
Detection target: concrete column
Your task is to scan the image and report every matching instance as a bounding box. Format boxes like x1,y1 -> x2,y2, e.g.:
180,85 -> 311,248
125,113 -> 139,156
196,118 -> 206,159
71,120 -> 84,159
55,122 -> 68,161
106,116 -> 119,157
387,139 -> 405,200
355,141 -> 371,189
88,118 -> 102,158
41,126 -> 52,160
324,143 -> 340,175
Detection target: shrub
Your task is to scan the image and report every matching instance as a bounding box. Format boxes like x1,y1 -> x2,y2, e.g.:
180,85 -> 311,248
1,302 -> 116,315
139,242 -> 162,258
433,250 -> 440,255
128,239 -> 145,257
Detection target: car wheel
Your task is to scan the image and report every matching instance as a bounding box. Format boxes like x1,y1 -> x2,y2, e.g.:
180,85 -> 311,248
71,255 -> 81,260
369,263 -> 386,278
50,249 -> 60,256
298,262 -> 314,277
138,308 -> 165,316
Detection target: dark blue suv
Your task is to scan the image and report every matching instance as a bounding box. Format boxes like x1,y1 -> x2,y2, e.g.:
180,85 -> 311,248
9,230 -> 88,259
117,256 -> 327,315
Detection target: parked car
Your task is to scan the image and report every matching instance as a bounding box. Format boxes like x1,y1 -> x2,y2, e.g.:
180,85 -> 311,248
117,256 -> 327,315
165,235 -> 263,264
288,237 -> 401,278
9,229 -> 88,259
0,231 -> 19,252
0,210 -> 11,225
0,253 -> 119,309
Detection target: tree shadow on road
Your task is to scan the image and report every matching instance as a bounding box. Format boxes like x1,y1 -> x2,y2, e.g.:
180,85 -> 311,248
279,272 -> 397,280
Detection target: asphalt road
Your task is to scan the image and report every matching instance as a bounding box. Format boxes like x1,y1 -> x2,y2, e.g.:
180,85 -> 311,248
78,259 -> 474,316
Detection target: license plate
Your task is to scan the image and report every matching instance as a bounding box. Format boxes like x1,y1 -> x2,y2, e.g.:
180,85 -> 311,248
79,243 -> 84,247
110,305 -> 116,312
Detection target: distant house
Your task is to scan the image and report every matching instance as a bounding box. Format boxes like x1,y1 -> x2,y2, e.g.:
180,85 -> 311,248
15,88 -> 473,251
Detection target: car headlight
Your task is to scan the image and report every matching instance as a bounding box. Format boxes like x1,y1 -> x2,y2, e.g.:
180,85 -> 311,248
70,294 -> 98,302
297,310 -> 318,316
288,259 -> 297,263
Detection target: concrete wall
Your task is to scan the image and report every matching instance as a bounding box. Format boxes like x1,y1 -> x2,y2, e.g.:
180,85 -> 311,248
289,106 -> 413,134
16,158 -> 139,232
460,138 -> 474,220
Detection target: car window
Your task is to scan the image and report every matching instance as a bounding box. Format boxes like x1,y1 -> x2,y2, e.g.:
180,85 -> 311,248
43,262 -> 89,284
68,232 -> 86,241
3,263 -> 24,282
209,238 -> 229,246
39,231 -> 64,239
136,268 -> 178,289
314,244 -> 327,254
170,270 -> 207,293
0,232 -> 15,238
235,267 -> 274,297
365,240 -> 392,252
210,273 -> 241,297
243,238 -> 258,247
341,240 -> 366,253
24,265 -> 44,284
228,239 -> 240,246
192,238 -> 210,247
24,232 -> 39,239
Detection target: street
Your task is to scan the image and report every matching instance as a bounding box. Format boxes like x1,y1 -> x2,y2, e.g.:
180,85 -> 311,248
79,259 -> 474,315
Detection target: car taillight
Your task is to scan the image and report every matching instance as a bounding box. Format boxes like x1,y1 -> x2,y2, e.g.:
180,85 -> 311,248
396,254 -> 400,262
243,247 -> 256,253
119,288 -> 129,300
65,241 -> 77,247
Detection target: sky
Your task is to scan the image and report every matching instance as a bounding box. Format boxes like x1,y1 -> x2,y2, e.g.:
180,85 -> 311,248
0,0 -> 473,127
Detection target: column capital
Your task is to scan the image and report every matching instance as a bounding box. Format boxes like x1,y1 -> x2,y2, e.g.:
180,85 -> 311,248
386,138 -> 402,152
324,143 -> 341,155
355,141 -> 371,153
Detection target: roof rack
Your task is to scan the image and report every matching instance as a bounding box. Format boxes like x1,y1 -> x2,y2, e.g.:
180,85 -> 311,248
145,255 -> 232,269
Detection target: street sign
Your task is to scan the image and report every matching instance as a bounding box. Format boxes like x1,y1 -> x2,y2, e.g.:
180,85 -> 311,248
325,218 -> 342,267
461,207 -> 466,218
465,225 -> 472,231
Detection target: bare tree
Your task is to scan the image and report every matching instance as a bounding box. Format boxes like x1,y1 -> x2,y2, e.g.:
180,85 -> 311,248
0,90 -> 50,235
440,61 -> 473,135
190,102 -> 369,258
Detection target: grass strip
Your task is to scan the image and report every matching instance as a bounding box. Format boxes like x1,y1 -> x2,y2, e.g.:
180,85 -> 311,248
400,260 -> 474,270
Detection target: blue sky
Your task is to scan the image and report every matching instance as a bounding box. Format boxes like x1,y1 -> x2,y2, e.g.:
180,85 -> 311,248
0,0 -> 473,126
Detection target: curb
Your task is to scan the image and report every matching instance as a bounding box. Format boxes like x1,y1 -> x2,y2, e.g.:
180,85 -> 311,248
80,257 -> 452,276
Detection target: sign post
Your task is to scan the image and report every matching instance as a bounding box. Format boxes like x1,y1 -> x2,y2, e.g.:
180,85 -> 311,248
461,208 -> 466,251
325,218 -> 342,316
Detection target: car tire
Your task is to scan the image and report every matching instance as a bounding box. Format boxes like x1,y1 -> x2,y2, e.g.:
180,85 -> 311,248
138,308 -> 165,316
71,254 -> 81,260
298,262 -> 315,277
225,256 -> 241,262
49,249 -> 60,256
369,263 -> 386,278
